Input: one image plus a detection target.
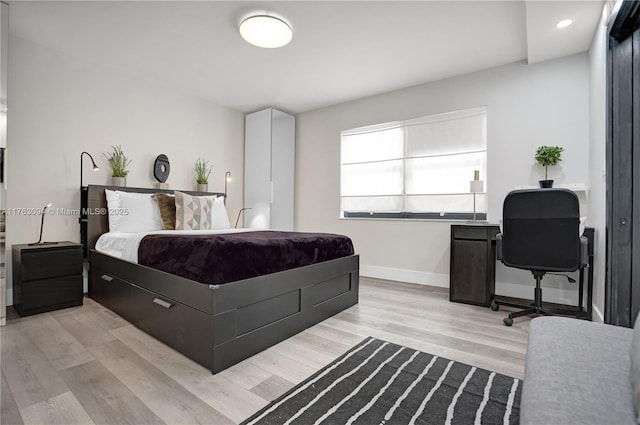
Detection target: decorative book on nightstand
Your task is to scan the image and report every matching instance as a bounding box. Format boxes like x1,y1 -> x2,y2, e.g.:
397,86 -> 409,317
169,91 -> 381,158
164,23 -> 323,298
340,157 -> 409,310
12,242 -> 83,316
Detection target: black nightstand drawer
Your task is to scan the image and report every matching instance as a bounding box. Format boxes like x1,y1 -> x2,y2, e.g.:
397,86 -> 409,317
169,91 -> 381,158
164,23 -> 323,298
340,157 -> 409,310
12,242 -> 83,317
21,248 -> 83,281
18,275 -> 83,313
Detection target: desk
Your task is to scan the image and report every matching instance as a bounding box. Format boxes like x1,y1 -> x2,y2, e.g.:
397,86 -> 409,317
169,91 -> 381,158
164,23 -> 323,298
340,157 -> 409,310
450,224 -> 594,321
449,224 -> 500,307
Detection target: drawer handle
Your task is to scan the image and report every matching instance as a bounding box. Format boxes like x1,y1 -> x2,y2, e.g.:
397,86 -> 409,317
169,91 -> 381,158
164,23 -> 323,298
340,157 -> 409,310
153,298 -> 173,309
101,274 -> 114,282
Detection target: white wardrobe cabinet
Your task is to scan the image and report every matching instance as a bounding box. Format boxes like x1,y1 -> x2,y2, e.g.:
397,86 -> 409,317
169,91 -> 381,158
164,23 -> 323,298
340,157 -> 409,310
244,108 -> 295,231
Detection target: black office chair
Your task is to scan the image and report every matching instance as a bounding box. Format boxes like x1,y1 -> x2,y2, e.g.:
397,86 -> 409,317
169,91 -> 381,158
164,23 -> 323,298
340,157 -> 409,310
492,189 -> 588,326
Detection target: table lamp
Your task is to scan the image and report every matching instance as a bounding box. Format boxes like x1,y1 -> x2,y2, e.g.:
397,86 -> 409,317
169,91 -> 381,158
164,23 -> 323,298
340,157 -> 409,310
29,203 -> 58,245
470,170 -> 484,221
224,171 -> 231,205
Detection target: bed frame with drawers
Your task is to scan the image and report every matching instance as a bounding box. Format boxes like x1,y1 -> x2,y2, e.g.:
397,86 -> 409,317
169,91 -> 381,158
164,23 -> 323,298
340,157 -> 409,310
86,185 -> 359,373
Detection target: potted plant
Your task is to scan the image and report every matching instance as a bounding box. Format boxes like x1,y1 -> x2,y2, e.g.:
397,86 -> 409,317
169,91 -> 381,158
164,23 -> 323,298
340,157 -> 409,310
104,145 -> 131,187
535,145 -> 563,188
194,158 -> 213,192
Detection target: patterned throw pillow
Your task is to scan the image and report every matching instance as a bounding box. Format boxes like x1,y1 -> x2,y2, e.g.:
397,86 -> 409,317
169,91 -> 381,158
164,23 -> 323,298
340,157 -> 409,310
174,191 -> 213,230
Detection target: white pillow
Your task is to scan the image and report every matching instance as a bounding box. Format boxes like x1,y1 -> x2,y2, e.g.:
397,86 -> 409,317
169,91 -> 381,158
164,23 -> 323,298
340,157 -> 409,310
105,189 -> 121,232
211,196 -> 231,229
105,190 -> 163,233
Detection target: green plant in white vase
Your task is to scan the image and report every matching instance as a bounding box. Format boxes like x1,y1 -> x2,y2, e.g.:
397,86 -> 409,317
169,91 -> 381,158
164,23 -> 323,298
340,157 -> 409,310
104,145 -> 131,186
194,158 -> 213,192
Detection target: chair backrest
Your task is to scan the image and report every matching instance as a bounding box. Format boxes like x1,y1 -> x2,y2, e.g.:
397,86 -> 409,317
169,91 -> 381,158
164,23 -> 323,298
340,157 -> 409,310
501,188 -> 581,272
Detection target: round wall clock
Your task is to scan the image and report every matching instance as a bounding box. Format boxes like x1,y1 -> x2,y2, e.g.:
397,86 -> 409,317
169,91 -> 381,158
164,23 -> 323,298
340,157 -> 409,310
154,154 -> 170,183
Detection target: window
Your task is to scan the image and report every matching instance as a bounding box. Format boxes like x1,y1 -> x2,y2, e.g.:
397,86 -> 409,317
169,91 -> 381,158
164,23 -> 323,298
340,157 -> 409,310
340,107 -> 487,220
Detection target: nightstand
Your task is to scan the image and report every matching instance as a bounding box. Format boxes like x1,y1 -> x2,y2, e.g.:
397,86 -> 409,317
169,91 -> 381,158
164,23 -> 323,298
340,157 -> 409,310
12,242 -> 83,316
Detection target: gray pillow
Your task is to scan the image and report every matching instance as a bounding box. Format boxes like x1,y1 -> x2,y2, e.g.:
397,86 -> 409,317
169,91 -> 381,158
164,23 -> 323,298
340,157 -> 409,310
631,314 -> 640,424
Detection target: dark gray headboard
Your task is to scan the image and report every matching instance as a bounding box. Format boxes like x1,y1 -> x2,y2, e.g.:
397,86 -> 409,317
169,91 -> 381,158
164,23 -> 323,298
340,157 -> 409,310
86,185 -> 225,252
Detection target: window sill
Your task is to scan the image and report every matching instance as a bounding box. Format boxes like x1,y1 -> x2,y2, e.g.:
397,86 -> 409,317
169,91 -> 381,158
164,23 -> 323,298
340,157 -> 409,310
339,216 -> 493,224
342,211 -> 487,221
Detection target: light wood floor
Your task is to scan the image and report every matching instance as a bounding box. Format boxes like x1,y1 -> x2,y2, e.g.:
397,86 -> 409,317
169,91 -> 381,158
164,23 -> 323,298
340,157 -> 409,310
0,277 -> 531,425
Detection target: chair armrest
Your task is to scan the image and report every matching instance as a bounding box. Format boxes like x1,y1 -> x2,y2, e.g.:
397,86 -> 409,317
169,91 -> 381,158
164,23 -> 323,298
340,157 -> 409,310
496,233 -> 503,261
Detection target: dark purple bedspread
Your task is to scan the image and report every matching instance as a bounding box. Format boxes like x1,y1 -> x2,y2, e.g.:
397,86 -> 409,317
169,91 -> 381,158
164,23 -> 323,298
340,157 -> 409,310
137,231 -> 355,285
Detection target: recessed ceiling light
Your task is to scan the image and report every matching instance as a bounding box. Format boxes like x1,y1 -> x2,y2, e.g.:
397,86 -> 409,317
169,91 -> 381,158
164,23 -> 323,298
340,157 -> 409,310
556,19 -> 573,29
239,15 -> 293,49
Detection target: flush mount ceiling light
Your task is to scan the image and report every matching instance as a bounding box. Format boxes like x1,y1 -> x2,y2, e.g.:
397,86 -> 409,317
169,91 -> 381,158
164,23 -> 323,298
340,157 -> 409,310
239,15 -> 293,48
556,19 -> 573,29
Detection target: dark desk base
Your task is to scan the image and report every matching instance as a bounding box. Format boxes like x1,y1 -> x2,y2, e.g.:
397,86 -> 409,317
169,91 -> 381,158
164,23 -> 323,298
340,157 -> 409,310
492,295 -> 591,320
492,227 -> 594,322
449,224 -> 500,307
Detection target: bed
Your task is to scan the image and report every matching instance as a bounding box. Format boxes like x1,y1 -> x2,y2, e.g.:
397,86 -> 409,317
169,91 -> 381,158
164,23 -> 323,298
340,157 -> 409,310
86,185 -> 359,374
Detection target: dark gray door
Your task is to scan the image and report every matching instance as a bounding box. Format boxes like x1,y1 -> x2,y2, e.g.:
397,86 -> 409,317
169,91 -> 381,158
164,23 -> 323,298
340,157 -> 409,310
606,1 -> 640,327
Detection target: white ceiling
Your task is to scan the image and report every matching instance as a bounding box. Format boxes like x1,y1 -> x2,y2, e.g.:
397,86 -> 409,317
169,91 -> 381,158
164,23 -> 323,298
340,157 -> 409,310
9,1 -> 604,114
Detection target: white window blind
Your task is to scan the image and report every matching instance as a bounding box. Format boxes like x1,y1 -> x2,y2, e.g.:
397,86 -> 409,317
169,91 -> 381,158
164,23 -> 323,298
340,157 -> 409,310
340,107 -> 487,218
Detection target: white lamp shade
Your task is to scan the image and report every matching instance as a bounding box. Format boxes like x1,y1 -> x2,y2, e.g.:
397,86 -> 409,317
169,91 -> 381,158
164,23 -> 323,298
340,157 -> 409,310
239,15 -> 293,48
470,180 -> 484,193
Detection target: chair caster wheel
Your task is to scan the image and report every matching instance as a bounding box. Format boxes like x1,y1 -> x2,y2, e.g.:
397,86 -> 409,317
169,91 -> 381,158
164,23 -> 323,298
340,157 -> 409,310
503,317 -> 513,326
491,301 -> 499,311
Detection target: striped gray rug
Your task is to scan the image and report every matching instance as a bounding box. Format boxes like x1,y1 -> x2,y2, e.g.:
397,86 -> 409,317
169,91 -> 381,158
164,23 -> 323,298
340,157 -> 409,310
243,337 -> 521,425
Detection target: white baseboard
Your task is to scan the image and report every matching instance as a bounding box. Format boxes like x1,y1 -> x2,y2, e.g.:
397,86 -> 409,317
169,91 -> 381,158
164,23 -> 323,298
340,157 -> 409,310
361,265 -> 601,318
495,280 -> 579,305
360,264 -> 449,288
592,304 -> 604,323
360,264 -> 584,302
83,263 -> 89,293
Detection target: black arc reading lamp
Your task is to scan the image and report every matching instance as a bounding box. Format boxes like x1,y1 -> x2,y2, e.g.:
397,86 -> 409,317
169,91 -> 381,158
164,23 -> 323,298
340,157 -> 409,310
235,207 -> 251,228
29,203 -> 57,246
80,151 -> 99,188
80,151 -> 100,258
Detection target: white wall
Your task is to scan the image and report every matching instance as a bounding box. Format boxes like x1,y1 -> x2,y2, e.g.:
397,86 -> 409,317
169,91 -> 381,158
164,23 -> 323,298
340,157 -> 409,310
6,36 -> 245,304
587,6 -> 609,322
296,54 -> 590,303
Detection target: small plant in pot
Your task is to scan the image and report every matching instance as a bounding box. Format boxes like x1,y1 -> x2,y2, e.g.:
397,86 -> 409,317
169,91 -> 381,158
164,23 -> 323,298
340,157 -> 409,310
194,158 -> 213,192
104,145 -> 131,187
535,145 -> 563,188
